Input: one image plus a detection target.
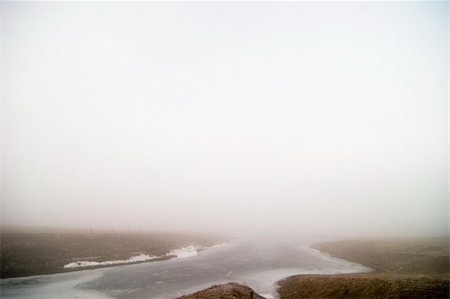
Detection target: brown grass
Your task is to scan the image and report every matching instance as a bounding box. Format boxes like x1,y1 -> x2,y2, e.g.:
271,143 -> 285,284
278,237 -> 450,299
313,238 -> 449,275
0,228 -> 222,278
279,273 -> 449,298
177,282 -> 265,299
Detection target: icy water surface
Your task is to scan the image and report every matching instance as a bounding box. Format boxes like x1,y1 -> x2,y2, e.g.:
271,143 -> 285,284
0,239 -> 371,299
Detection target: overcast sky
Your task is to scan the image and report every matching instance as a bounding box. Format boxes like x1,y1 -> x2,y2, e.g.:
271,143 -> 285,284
1,2 -> 448,238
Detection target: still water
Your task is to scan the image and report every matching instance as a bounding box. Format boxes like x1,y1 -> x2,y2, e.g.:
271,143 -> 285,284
0,239 -> 371,299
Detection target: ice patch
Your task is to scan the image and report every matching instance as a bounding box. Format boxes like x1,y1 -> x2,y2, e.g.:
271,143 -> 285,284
63,244 -> 203,269
63,254 -> 159,269
166,245 -> 198,258
210,242 -> 228,249
305,246 -> 373,272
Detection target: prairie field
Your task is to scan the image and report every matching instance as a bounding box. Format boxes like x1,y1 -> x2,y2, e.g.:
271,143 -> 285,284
0,227 -> 221,278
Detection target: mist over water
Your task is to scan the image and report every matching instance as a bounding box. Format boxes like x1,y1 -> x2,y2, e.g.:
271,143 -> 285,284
1,2 -> 448,238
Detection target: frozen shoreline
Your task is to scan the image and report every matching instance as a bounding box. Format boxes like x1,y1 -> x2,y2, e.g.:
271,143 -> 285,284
63,245 -> 200,269
228,246 -> 372,299
1,240 -> 373,299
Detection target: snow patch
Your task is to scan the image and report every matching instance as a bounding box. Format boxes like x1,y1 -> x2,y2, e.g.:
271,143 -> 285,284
63,244 -> 208,269
63,254 -> 159,269
166,245 -> 198,258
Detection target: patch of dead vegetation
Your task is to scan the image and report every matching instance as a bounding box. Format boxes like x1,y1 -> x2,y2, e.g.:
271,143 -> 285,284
177,282 -> 265,299
278,273 -> 449,298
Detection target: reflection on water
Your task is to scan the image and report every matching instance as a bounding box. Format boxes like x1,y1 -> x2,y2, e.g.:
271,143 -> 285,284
0,239 -> 371,299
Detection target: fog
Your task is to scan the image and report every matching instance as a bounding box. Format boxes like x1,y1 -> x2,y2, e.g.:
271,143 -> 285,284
1,2 -> 448,238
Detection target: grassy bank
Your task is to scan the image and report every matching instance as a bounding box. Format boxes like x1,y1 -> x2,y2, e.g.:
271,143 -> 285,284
278,237 -> 449,298
178,282 -> 265,299
0,227 -> 222,278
